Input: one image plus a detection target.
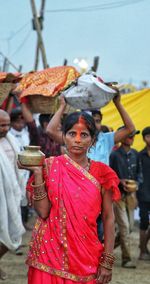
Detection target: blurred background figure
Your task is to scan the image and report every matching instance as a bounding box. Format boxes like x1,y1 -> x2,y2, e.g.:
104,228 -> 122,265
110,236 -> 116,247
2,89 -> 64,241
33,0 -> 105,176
10,107 -> 29,149
0,109 -> 25,280
109,128 -> 140,268
9,107 -> 31,232
87,94 -> 135,165
137,127 -> 150,261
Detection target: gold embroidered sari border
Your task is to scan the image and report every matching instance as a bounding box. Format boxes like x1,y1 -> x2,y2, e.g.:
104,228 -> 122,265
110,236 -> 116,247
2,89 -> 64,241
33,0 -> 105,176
64,154 -> 101,190
27,260 -> 96,282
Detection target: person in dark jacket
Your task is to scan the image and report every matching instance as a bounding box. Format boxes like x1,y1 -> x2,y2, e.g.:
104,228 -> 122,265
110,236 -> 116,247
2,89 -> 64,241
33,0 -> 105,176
137,127 -> 150,260
110,129 -> 140,268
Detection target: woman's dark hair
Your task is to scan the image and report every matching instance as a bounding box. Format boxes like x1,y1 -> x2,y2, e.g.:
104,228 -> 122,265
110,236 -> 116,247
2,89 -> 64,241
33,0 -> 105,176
62,111 -> 96,138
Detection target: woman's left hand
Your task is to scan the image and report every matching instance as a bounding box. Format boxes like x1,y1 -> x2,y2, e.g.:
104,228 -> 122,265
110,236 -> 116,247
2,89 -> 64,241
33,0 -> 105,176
112,93 -> 120,104
96,266 -> 112,284
17,160 -> 43,174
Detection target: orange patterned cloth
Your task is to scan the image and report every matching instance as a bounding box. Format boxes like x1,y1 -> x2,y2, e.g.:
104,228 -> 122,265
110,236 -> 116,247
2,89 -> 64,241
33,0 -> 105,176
14,66 -> 80,98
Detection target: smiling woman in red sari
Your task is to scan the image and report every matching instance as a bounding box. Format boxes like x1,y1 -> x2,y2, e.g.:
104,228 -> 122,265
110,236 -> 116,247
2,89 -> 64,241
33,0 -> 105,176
20,111 -> 120,284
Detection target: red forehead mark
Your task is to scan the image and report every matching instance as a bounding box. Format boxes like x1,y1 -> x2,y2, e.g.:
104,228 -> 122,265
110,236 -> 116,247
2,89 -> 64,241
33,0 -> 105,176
75,117 -> 87,142
76,127 -> 82,142
78,116 -> 87,127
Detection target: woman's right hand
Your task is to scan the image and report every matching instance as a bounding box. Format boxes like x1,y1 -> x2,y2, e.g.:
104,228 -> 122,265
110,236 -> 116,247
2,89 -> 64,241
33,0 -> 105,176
59,95 -> 67,109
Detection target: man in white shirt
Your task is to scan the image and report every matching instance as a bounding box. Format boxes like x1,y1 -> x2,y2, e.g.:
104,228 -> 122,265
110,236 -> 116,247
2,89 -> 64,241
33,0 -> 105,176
9,107 -> 31,231
0,109 -> 25,280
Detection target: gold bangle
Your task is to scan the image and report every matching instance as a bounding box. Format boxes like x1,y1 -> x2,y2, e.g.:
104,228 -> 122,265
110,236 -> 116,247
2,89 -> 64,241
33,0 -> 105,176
33,192 -> 47,201
102,252 -> 116,261
103,252 -> 115,258
99,262 -> 113,271
99,252 -> 115,270
31,181 -> 45,188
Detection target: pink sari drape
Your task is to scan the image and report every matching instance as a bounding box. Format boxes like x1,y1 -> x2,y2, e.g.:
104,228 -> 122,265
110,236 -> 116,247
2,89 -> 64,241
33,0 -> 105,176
27,155 -> 104,283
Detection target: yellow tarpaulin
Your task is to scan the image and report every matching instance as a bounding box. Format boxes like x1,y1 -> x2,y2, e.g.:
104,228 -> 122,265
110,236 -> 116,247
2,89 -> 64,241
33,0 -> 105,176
102,88 -> 150,151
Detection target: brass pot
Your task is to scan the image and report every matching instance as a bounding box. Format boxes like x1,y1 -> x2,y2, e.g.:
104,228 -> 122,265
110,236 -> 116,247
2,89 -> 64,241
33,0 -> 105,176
124,179 -> 137,192
18,146 -> 45,166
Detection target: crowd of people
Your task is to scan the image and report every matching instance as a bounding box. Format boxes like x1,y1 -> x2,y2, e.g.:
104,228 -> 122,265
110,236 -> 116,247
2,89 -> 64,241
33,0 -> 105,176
0,92 -> 150,283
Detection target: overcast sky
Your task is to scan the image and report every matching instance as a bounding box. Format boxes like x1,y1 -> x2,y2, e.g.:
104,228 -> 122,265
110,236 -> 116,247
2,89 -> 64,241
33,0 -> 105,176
0,0 -> 150,86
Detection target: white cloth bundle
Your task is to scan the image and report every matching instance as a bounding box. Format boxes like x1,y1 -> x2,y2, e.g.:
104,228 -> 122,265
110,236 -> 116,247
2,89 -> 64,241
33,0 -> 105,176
62,73 -> 117,110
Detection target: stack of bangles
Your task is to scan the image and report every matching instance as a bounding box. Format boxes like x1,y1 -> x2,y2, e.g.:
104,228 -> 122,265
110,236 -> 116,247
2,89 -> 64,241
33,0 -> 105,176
99,252 -> 115,270
31,181 -> 47,201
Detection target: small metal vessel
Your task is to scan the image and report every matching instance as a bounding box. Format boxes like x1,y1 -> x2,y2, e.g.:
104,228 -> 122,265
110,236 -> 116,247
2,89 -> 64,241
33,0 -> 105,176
18,146 -> 45,166
124,179 -> 138,192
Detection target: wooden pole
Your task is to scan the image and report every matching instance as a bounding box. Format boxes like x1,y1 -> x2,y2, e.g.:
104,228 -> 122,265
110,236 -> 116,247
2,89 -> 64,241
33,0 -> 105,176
34,40 -> 40,70
91,56 -> 100,72
34,0 -> 46,70
0,51 -> 20,72
30,0 -> 48,69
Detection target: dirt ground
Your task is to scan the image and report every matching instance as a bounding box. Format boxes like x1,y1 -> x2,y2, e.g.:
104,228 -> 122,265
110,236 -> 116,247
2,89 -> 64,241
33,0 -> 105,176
0,218 -> 149,284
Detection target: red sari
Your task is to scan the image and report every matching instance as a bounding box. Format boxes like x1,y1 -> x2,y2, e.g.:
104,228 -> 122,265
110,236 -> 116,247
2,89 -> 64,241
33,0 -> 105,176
27,154 -> 120,284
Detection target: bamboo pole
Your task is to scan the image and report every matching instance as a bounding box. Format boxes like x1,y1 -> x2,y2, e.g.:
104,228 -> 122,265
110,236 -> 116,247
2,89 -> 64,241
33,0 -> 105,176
30,0 -> 48,69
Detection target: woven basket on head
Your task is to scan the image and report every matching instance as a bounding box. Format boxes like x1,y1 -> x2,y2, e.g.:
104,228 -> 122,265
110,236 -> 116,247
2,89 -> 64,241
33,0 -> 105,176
27,95 -> 59,114
0,83 -> 14,106
27,95 -> 76,114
